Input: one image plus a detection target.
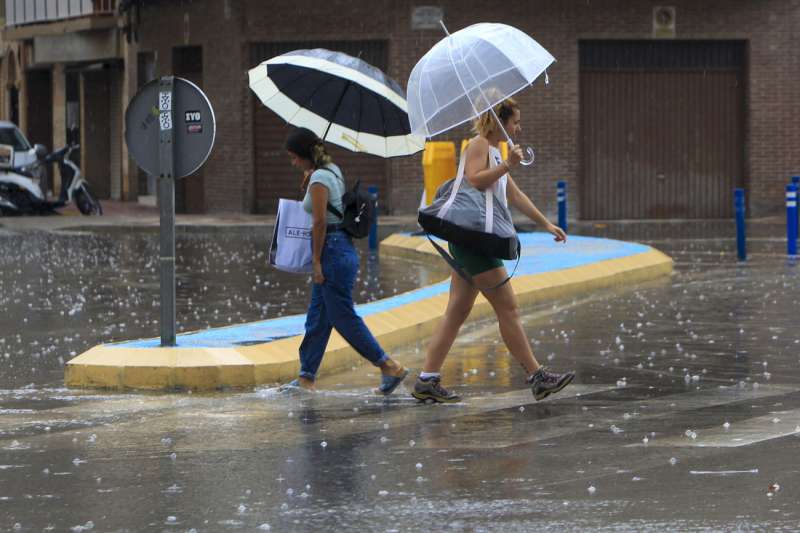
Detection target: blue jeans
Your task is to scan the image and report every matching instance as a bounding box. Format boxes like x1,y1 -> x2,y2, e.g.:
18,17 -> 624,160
298,231 -> 388,381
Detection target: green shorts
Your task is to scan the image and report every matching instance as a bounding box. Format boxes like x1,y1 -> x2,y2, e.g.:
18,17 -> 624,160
447,242 -> 504,276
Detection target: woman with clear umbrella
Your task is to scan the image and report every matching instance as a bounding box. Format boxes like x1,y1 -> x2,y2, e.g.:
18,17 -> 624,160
406,23 -> 575,402
412,98 -> 574,402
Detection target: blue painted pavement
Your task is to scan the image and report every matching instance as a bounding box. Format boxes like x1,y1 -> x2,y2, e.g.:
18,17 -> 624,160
117,233 -> 649,349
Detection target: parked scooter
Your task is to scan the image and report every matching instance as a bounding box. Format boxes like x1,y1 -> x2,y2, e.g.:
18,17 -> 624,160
48,144 -> 103,215
0,143 -> 102,216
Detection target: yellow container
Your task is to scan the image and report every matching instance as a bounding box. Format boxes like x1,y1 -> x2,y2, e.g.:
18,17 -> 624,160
422,141 -> 456,206
460,139 -> 509,161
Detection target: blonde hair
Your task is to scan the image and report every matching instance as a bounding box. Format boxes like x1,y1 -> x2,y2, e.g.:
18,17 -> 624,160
471,97 -> 519,137
311,143 -> 332,168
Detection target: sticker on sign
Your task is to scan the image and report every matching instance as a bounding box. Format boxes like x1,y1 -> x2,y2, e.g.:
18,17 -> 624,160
159,111 -> 173,131
159,91 -> 172,111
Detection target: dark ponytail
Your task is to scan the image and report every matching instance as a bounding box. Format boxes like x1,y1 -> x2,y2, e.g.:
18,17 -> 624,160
286,127 -> 333,169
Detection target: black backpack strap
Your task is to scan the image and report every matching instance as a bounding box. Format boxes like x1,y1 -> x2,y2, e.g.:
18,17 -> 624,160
314,167 -> 345,221
326,203 -> 343,219
425,234 -> 521,291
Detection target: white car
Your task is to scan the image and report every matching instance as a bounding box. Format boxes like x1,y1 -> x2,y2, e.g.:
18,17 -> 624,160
0,121 -> 44,169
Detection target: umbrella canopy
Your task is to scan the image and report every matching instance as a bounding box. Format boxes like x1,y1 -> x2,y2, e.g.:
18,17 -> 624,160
407,22 -> 555,139
249,49 -> 424,158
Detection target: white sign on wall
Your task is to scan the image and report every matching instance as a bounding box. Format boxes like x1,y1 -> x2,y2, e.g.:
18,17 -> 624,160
412,6 -> 444,30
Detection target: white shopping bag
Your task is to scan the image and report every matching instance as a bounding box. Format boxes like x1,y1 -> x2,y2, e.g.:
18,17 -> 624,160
269,198 -> 313,273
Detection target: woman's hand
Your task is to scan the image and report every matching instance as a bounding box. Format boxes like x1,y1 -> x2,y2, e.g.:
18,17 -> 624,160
313,260 -> 325,284
505,146 -> 523,169
546,222 -> 567,243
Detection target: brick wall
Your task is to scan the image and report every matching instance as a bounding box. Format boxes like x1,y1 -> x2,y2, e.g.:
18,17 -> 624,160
136,0 -> 799,217
137,0 -> 251,212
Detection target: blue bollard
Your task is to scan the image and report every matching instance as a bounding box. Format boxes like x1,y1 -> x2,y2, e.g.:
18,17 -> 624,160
557,180 -> 567,233
735,188 -> 746,261
368,185 -> 378,251
793,176 -> 800,231
787,184 -> 798,257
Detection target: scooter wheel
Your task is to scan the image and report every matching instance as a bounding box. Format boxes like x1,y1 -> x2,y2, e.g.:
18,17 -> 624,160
75,188 -> 101,215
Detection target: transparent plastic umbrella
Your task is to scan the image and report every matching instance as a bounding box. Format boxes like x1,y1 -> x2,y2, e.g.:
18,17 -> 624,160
407,22 -> 555,165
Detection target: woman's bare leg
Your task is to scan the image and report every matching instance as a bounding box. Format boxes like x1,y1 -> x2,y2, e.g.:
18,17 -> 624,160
422,272 -> 479,373
473,267 -> 541,375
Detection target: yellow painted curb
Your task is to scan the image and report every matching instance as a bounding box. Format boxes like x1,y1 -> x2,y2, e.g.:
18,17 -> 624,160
65,234 -> 673,391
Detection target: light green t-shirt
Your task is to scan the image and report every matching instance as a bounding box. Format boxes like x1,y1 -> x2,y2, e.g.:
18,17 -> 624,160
302,163 -> 346,225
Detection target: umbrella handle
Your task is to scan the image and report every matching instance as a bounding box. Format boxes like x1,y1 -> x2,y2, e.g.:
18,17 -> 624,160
519,146 -> 535,166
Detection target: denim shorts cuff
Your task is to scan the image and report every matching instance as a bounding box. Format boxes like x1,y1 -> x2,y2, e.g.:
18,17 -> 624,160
298,371 -> 316,381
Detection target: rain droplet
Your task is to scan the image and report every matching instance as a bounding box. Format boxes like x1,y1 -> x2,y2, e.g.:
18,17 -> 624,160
320,441 -> 328,448
669,457 -> 678,466
587,485 -> 596,494
378,490 -> 389,496
415,463 -> 423,470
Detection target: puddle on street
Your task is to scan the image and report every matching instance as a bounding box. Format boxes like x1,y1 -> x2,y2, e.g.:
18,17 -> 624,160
1,223 -> 798,530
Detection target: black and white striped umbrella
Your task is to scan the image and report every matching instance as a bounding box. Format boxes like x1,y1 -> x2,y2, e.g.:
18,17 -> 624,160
248,49 -> 424,158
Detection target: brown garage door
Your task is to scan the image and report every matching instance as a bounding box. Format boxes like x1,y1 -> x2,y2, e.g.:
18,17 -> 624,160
580,41 -> 745,220
251,41 -> 389,214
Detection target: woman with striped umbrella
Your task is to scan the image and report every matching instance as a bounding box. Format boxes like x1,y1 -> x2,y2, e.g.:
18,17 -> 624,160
249,49 -> 423,393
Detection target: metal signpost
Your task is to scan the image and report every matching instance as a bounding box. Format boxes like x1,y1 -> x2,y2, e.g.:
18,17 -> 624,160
125,76 -> 216,346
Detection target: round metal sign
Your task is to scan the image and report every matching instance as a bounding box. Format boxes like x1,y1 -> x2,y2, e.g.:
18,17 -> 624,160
125,77 -> 216,179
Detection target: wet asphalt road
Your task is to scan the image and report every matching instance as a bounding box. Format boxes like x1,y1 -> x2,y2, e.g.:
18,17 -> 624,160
1,221 -> 799,531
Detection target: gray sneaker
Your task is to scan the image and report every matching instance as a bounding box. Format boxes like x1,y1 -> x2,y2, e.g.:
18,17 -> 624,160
528,367 -> 575,401
411,376 -> 461,403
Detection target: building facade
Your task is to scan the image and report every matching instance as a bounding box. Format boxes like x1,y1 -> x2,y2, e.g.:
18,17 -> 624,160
3,0 -> 798,218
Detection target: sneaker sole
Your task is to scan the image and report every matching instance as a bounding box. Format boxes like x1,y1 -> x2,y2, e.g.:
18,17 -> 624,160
411,391 -> 461,404
534,372 -> 575,401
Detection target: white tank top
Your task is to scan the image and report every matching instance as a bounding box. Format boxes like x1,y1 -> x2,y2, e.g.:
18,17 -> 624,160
487,145 -> 508,207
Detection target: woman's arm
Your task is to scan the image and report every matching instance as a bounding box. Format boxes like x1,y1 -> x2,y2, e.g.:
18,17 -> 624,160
464,137 -> 522,190
507,176 -> 566,242
309,182 -> 329,283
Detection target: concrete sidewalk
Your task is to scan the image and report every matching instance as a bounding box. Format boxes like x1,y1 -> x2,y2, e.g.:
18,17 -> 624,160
0,199 -> 787,235
64,231 -> 673,390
